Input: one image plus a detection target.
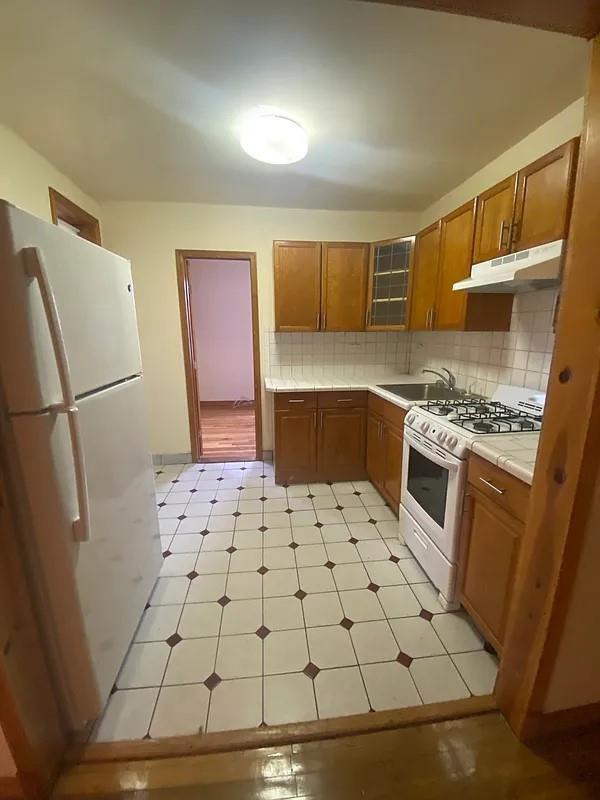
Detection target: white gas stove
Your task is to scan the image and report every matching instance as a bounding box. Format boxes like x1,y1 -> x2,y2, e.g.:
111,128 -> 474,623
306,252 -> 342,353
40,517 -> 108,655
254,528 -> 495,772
400,385 -> 544,610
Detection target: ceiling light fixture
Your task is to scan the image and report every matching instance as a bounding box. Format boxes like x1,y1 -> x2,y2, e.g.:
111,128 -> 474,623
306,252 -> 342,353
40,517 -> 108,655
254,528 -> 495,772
240,112 -> 308,165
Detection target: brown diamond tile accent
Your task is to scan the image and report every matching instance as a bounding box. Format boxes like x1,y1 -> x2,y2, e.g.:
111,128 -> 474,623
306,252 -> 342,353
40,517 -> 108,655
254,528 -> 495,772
419,608 -> 433,621
157,501 -> 166,508
353,490 -> 361,496
294,589 -> 307,600
216,477 -> 224,482
349,537 -> 358,545
324,560 -> 335,569
289,542 -> 299,550
367,582 -> 380,593
397,651 -> 413,667
177,514 -> 187,521
226,546 -> 237,554
307,493 -> 315,499
201,529 -> 210,536
340,617 -> 354,630
209,499 -> 218,505
303,662 -> 320,679
314,522 -> 323,529
204,672 -> 222,691
171,479 -> 179,484
389,555 -> 400,564
368,518 -> 377,525
232,511 -> 242,517
285,508 -> 293,514
259,525 -> 268,532
156,470 -> 164,475
190,488 -> 197,494
259,496 -> 267,502
336,505 -> 344,511
166,633 -> 182,648
187,571 -> 199,580
162,550 -> 171,558
143,732 -> 151,739
240,466 -> 247,471
255,625 -> 271,639
260,474 -> 267,479
257,566 -> 269,575
217,595 -> 231,607
259,721 -> 268,728
237,486 -> 244,491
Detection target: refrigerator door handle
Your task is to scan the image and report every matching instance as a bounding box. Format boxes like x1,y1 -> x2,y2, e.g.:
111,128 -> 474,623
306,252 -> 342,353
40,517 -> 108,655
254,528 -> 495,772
24,247 -> 91,543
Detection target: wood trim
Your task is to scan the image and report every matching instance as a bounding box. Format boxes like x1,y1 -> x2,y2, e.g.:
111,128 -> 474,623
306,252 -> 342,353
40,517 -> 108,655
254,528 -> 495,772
48,188 -> 101,246
65,695 -> 496,765
0,777 -> 24,799
175,250 -> 262,462
199,400 -> 255,409
366,235 -> 415,331
495,37 -> 600,739
527,700 -> 600,739
360,1 -> 600,39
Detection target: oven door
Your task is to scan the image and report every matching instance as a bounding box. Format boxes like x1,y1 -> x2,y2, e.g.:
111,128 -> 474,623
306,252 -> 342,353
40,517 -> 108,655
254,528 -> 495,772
401,428 -> 466,562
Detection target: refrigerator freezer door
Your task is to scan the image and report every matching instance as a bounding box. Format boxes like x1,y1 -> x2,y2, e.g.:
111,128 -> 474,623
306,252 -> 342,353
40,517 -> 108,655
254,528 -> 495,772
0,200 -> 142,413
10,376 -> 162,729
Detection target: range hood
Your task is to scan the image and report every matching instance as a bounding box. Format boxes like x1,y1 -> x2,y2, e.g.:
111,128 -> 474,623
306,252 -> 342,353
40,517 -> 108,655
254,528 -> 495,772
453,239 -> 564,293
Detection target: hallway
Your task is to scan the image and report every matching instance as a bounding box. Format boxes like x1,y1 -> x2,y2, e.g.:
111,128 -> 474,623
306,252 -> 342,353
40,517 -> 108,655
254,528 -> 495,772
199,403 -> 256,461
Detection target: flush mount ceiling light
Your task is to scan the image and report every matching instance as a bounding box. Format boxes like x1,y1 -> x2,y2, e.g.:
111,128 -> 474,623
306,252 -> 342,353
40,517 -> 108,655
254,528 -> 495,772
240,113 -> 308,165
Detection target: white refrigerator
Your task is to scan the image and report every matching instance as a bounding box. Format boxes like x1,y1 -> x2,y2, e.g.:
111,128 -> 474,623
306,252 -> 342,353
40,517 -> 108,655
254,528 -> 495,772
0,200 -> 163,730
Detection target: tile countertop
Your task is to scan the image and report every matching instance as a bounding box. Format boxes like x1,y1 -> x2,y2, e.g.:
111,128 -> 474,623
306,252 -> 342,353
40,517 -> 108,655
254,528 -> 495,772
264,374 -> 539,485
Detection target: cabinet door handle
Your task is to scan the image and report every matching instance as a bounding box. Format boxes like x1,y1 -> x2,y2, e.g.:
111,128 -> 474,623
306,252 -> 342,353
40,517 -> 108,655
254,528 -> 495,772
322,311 -> 327,330
365,306 -> 370,328
430,308 -> 436,330
288,399 -> 305,403
498,220 -> 510,250
479,476 -> 506,495
510,219 -> 520,247
313,411 -> 317,428
320,411 -> 324,429
425,308 -> 430,329
336,398 -> 353,403
315,311 -> 321,330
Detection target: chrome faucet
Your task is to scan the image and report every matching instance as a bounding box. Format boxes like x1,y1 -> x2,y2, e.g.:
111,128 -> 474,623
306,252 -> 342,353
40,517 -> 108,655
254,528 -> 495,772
422,368 -> 457,390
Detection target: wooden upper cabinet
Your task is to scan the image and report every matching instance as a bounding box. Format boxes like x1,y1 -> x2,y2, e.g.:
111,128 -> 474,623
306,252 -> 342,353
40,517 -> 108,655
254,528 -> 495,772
366,236 -> 415,330
511,138 -> 579,252
274,241 -> 321,332
321,242 -> 369,332
473,174 -> 517,264
435,200 -> 476,330
410,222 -> 441,330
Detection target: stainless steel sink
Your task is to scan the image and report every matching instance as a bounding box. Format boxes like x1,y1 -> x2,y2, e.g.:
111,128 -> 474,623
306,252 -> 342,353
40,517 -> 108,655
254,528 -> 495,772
376,383 -> 468,401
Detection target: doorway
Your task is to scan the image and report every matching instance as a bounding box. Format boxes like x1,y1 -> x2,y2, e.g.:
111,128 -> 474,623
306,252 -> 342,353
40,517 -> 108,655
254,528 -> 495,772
176,250 -> 262,462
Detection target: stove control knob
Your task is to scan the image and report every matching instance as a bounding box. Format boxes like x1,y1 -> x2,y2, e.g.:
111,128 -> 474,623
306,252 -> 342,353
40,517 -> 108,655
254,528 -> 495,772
407,413 -> 415,425
420,421 -> 430,433
447,435 -> 458,449
437,431 -> 447,443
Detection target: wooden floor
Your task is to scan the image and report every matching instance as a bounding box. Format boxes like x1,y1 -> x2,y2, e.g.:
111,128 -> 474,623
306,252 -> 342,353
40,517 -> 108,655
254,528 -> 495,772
54,713 -> 600,798
199,403 -> 256,461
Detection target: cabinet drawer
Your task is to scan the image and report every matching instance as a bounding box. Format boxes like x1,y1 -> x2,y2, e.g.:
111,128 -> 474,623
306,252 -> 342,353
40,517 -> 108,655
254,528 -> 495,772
318,391 -> 367,409
274,392 -> 317,410
367,393 -> 406,429
467,453 -> 530,523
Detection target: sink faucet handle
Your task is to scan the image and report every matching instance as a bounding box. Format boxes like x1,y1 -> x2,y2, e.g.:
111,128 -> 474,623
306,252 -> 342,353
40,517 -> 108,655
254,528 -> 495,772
440,367 -> 457,389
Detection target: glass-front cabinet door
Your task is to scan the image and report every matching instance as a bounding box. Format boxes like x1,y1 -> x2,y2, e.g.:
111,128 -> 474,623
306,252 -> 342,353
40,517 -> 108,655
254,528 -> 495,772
366,235 -> 415,330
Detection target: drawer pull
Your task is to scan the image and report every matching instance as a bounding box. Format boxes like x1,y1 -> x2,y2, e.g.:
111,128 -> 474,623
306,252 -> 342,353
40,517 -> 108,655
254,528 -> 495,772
336,398 -> 353,403
288,399 -> 305,403
479,476 -> 505,495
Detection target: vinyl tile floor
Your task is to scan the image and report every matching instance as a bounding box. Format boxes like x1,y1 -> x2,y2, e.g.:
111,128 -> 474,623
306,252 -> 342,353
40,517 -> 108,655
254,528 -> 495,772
90,461 -> 499,742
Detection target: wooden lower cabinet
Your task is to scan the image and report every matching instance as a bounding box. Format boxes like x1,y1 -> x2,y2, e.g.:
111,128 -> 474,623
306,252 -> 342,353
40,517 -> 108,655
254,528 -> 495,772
382,424 -> 403,509
274,407 -> 317,483
366,412 -> 385,488
366,398 -> 406,514
317,407 -> 367,481
457,457 -> 529,653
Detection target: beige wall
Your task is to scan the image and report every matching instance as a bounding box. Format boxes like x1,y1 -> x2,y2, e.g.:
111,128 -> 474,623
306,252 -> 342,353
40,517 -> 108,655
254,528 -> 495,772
419,99 -> 585,229
101,203 -> 419,454
0,123 -> 100,224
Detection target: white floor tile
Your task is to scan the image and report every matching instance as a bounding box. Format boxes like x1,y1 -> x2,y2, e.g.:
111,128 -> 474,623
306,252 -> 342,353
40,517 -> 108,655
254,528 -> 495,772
334,493 -> 363,508
195,551 -> 230,575
339,589 -> 384,622
386,540 -> 412,559
365,506 -> 395,521
361,662 -> 422,711
298,566 -> 336,594
92,688 -> 158,742
398,558 -> 429,584
303,592 -> 344,627
117,642 -> 170,689
159,519 -> 179,536
228,548 -> 263,573
185,501 -> 212,516
356,540 -> 391,562
288,496 -> 315,511
262,486 -> 287,499
178,603 -> 222,638
321,524 -> 351,543
452,651 -> 498,695
149,684 -> 210,738
353,481 -> 376,493
410,656 -> 470,703
295,543 -> 328,568
160,553 -> 197,577
187,573 -> 227,603
158,504 -> 187,519
289,510 -> 318,527
160,535 -> 173,552
237,498 -> 264,514
150,577 -> 190,606
286,484 -> 310,497
307,626 -> 356,669
332,563 -> 370,591
347,522 -> 381,541
169,533 -> 204,553
389,617 -> 446,658
263,545 -> 296,570
216,633 -> 262,678
378,585 -> 421,618
264,673 -> 317,725
211,501 -> 240,515
200,532 -> 234,552
330,482 -> 355,494
264,512 -> 293,528
264,629 -> 309,675
135,605 -> 181,642
264,596 -> 304,631
410,583 -> 447,614
232,531 -> 263,550
263,527 -> 293,547
206,515 -> 235,532
377,521 -> 399,539
263,498 -> 287,513
177,517 -> 209,534
312,495 -> 338,510
350,621 -> 399,664
342,507 -> 370,524
292,525 -> 322,544
308,483 -> 334,496
220,599 -> 262,635
325,542 -> 361,564
314,667 -> 369,719
163,638 -> 218,685
432,612 -> 484,653
359,491 -> 386,507
365,560 -> 406,586
315,509 -> 344,525
206,677 -> 262,732
226,571 -> 262,599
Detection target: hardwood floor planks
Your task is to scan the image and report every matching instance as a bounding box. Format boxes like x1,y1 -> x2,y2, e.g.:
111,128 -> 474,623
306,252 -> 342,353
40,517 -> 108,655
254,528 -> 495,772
199,403 -> 256,461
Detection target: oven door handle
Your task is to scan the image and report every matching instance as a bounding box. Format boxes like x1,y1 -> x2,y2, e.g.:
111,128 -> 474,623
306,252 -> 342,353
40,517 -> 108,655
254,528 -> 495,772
404,429 -> 463,471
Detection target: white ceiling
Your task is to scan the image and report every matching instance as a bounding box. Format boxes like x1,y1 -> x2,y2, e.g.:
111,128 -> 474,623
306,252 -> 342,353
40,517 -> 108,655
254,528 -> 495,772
0,0 -> 588,211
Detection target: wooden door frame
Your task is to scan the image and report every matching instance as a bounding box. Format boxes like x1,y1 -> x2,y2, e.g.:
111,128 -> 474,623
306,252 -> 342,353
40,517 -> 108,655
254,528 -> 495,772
175,249 -> 262,462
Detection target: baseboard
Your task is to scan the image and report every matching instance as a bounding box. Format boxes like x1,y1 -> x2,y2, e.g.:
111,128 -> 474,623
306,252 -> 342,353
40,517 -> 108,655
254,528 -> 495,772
199,400 -> 255,409
153,452 -> 193,466
527,700 -> 600,738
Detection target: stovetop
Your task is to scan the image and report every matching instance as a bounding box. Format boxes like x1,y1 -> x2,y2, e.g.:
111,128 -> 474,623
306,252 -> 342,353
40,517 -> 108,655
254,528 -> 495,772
421,398 -> 542,434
